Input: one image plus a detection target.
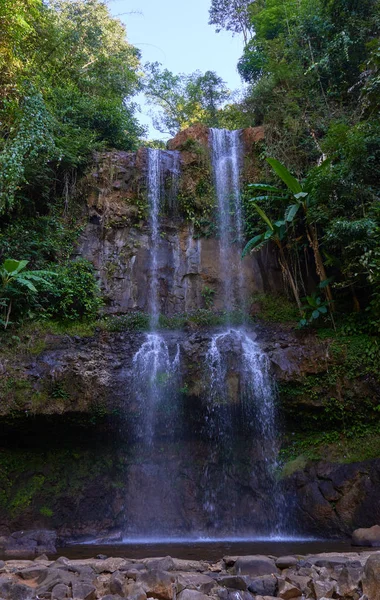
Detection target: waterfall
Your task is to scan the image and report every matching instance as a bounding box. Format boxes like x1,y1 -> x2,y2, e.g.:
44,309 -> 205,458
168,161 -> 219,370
210,128 -> 244,311
125,149 -> 183,537
132,333 -> 180,446
202,328 -> 284,536
134,148 -> 182,423
200,129 -> 285,537
146,149 -> 161,329
121,133 -> 290,541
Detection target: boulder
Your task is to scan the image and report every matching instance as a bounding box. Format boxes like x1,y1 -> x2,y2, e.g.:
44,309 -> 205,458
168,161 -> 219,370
363,553 -> 380,600
51,583 -> 71,600
8,583 -> 36,600
37,568 -> 75,594
93,558 -> 128,574
275,557 -> 298,570
335,564 -> 362,598
352,525 -> 380,547
248,576 -> 277,596
171,559 -> 209,573
109,571 -> 125,596
0,530 -> 57,559
284,574 -> 311,595
216,575 -> 249,590
233,556 -> 279,577
144,557 -> 175,572
177,573 -> 215,594
71,582 -> 96,600
177,591 -> 209,600
138,570 -> 176,600
312,578 -> 336,599
17,566 -> 48,583
123,583 -> 147,600
277,579 -> 301,599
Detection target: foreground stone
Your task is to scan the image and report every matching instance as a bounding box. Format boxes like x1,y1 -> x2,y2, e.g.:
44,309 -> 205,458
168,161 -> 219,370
352,524 -> 380,547
0,551 -> 377,600
0,530 -> 57,559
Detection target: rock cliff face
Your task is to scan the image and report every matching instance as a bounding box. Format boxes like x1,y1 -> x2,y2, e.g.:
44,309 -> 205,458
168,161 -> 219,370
1,324 -> 379,540
77,126 -> 281,314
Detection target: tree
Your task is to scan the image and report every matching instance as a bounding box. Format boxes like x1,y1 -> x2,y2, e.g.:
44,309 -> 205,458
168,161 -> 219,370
242,203 -> 302,312
0,259 -> 54,329
0,0 -> 144,217
144,64 -> 230,135
268,158 -> 334,306
247,158 -> 334,307
209,0 -> 254,44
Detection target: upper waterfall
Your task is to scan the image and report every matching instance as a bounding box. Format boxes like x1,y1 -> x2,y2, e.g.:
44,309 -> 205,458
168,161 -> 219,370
210,128 -> 244,312
146,148 -> 181,327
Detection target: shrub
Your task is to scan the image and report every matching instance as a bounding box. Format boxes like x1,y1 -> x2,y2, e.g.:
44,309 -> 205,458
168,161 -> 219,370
42,259 -> 102,321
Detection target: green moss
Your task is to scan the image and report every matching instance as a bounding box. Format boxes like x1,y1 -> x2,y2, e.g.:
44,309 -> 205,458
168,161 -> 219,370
9,475 -> 45,517
281,454 -> 308,478
0,445 -> 126,521
39,506 -> 53,517
101,309 -> 252,332
251,293 -> 299,323
280,424 -> 380,473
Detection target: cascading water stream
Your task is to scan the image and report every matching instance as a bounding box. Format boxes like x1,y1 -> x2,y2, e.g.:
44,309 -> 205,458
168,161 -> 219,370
210,128 -> 244,311
124,150 -> 182,536
132,149 -> 181,445
203,328 -> 285,536
201,129 -> 286,537
146,148 -> 161,329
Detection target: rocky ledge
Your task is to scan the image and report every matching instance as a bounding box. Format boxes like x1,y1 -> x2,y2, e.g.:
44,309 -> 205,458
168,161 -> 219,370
0,551 -> 379,600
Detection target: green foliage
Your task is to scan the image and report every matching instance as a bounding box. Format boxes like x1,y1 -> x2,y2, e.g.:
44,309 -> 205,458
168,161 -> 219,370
201,286 -> 216,308
209,0 -> 253,44
0,92 -> 57,214
0,258 -> 56,328
0,0 -> 144,218
0,214 -> 83,269
251,293 -> 299,322
39,506 -> 53,517
102,309 -> 251,333
280,425 -> 380,470
144,63 -> 231,134
298,286 -> 330,328
41,259 -> 102,322
102,311 -> 150,332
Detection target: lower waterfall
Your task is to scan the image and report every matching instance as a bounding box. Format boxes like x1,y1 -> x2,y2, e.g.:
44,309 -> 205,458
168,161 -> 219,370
202,328 -> 285,538
122,326 -> 292,541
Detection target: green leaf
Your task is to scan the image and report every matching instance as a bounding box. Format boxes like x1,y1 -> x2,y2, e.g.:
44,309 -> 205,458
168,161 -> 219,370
15,278 -> 37,292
252,203 -> 274,231
312,310 -> 320,320
242,234 -> 266,257
266,158 -> 303,194
319,306 -> 328,314
3,259 -> 29,274
319,278 -> 333,289
248,183 -> 281,192
285,204 -> 300,222
294,192 -> 308,200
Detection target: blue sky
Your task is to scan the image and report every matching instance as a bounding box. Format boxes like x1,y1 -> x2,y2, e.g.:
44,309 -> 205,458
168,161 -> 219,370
109,0 -> 245,139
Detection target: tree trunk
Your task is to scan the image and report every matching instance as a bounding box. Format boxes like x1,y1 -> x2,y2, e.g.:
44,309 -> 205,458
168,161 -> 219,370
277,242 -> 303,314
4,299 -> 12,329
307,223 -> 334,308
